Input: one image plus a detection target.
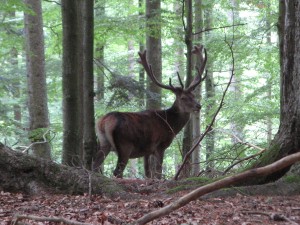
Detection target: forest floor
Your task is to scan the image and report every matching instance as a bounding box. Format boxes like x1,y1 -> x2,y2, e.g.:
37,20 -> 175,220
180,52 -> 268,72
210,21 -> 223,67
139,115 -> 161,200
1,179 -> 300,225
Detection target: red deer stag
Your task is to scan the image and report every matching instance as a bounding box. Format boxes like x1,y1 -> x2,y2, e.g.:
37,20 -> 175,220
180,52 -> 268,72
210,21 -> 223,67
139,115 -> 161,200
93,45 -> 207,178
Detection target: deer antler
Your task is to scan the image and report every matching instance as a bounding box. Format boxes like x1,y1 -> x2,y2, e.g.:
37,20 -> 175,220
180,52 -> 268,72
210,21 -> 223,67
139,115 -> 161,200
186,45 -> 207,91
138,50 -> 176,91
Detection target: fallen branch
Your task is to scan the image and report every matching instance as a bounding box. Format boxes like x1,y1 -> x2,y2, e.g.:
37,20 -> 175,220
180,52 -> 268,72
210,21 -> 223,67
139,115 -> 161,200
241,211 -> 299,225
134,151 -> 300,225
13,214 -> 92,225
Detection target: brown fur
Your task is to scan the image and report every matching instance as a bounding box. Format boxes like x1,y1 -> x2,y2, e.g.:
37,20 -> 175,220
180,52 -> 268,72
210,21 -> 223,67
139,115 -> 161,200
93,46 -> 207,178
93,90 -> 200,178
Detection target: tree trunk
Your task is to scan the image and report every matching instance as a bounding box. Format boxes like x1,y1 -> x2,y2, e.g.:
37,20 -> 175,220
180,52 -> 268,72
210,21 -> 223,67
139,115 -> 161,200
228,0 -> 244,145
61,0 -> 83,166
242,0 -> 300,184
0,143 -> 123,197
138,0 -> 145,108
181,0 -> 193,178
145,0 -> 162,179
191,0 -> 203,176
24,0 -> 51,159
11,46 -> 22,124
204,6 -> 215,172
266,2 -> 273,145
83,0 -> 97,170
95,0 -> 106,101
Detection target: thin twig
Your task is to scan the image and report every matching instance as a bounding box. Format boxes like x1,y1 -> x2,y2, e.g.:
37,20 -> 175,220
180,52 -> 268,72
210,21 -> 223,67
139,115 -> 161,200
174,41 -> 236,180
223,149 -> 266,175
218,127 -> 267,175
241,211 -> 299,225
43,0 -> 61,6
13,214 -> 91,225
193,23 -> 247,35
22,129 -> 51,153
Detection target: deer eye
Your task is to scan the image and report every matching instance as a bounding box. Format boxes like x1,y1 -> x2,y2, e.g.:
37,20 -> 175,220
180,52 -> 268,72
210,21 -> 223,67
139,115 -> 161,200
180,96 -> 187,101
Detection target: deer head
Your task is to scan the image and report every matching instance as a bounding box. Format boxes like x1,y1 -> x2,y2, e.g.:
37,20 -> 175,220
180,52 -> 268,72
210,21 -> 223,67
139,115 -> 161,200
138,45 -> 207,114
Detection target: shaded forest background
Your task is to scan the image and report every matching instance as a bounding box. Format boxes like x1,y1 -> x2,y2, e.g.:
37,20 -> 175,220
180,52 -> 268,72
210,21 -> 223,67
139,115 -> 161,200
0,0 -> 279,179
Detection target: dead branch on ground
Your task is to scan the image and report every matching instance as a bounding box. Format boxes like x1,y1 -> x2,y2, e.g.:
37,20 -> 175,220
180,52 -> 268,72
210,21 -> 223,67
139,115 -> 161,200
13,214 -> 92,225
241,211 -> 298,225
134,151 -> 300,225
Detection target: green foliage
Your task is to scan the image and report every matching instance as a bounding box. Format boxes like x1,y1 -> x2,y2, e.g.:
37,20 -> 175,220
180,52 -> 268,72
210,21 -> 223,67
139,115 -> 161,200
284,175 -> 300,183
0,0 -> 281,178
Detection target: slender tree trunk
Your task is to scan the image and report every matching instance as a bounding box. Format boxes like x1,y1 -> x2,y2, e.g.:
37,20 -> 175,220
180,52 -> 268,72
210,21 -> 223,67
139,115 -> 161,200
95,46 -> 105,101
24,0 -> 51,159
61,0 -> 83,166
145,0 -> 162,179
173,1 -> 185,175
191,0 -> 203,176
11,46 -> 22,124
95,0 -> 105,101
266,2 -> 273,145
181,0 -> 193,178
228,0 -> 244,144
204,6 -> 215,172
127,39 -> 138,176
8,12 -> 22,124
145,0 -> 162,110
138,0 -> 145,108
83,0 -> 97,170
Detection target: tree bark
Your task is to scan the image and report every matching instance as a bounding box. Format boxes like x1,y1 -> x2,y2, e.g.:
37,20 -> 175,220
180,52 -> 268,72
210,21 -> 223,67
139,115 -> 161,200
0,143 -> 123,197
24,0 -> 51,159
191,0 -> 203,176
83,0 -> 97,170
138,0 -> 145,108
181,0 -> 194,178
145,0 -> 162,179
228,0 -> 244,145
61,0 -> 84,166
266,2 -> 273,145
204,6 -> 215,172
242,0 -> 300,184
95,0 -> 106,101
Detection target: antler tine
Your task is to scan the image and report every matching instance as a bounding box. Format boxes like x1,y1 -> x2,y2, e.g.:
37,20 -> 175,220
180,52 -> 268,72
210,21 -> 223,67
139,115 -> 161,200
186,45 -> 208,91
176,72 -> 184,89
138,50 -> 174,91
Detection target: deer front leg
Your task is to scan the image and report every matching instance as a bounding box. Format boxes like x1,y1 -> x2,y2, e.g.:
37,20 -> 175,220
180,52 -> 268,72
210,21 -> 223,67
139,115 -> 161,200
144,150 -> 165,179
144,155 -> 151,178
153,149 -> 165,179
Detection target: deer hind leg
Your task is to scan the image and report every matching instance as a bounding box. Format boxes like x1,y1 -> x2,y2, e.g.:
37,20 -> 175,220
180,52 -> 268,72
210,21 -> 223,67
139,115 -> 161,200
113,154 -> 129,178
93,139 -> 111,173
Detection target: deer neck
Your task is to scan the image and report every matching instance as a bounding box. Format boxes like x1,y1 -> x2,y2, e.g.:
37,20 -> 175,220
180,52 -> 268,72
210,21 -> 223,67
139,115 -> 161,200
156,105 -> 191,135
